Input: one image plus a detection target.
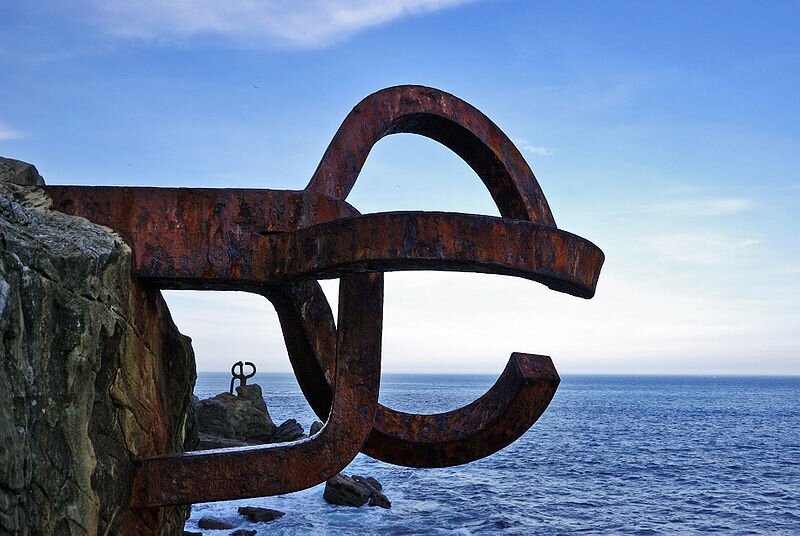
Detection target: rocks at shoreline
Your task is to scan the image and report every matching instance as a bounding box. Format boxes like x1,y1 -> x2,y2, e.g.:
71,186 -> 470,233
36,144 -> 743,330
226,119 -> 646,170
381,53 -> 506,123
189,380 -> 391,529
197,515 -> 238,530
191,383 -> 306,449
192,506 -> 285,533
193,384 -> 276,447
323,474 -> 392,509
270,418 -> 304,443
238,506 -> 286,522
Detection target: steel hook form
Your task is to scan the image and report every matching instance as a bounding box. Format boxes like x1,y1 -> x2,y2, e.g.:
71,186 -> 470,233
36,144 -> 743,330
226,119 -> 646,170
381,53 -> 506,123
42,85 -> 604,505
229,361 -> 257,394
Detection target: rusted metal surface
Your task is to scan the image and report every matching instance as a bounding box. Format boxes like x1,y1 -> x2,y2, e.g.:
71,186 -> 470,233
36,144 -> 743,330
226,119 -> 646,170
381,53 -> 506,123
45,187 -> 359,289
307,85 -> 555,224
42,85 -> 604,505
130,272 -> 384,507
364,353 -> 560,467
230,361 -> 256,394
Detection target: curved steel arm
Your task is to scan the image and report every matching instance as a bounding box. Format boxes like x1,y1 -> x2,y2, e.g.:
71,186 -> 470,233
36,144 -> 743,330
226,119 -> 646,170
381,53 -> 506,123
273,287 -> 565,467
261,212 -> 603,298
129,273 -> 383,507
307,85 -> 555,224
363,353 -> 559,467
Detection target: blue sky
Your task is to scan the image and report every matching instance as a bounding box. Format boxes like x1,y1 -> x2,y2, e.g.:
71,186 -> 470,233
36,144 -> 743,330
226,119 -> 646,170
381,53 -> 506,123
2,1 -> 798,374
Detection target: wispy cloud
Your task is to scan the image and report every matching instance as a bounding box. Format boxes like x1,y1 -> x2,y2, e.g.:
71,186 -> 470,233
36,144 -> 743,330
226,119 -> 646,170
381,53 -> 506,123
649,197 -> 752,216
647,233 -> 760,265
0,122 -> 24,141
89,0 -> 477,48
515,139 -> 553,156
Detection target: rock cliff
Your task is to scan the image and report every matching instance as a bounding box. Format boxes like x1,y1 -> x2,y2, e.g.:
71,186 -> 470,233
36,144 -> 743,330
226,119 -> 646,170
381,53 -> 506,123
0,158 -> 196,535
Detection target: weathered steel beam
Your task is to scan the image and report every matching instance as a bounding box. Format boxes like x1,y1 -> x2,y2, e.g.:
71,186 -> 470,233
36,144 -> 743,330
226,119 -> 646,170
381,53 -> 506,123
44,190 -> 603,297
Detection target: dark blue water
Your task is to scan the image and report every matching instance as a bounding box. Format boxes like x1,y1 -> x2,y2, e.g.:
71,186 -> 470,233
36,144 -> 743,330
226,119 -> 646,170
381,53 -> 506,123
187,374 -> 800,534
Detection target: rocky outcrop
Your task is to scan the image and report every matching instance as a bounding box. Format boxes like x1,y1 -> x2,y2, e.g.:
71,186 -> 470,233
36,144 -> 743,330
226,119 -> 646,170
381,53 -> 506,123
197,515 -> 238,530
194,384 -> 277,449
191,507 -> 284,534
0,160 -> 196,535
355,475 -> 391,509
323,474 -> 391,509
0,156 -> 45,186
270,418 -> 304,443
192,384 -> 305,449
237,506 -> 285,522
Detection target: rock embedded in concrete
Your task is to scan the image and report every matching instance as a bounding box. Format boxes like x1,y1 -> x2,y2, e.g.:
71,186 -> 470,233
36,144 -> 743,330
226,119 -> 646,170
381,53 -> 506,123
0,160 -> 196,535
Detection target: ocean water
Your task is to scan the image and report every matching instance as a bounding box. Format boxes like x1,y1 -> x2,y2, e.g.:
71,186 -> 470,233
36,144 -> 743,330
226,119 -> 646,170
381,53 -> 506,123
186,374 -> 800,534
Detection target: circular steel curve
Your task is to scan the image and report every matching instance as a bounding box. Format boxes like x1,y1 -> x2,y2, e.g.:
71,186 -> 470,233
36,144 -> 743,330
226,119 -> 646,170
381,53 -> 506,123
362,353 -> 560,467
306,85 -> 556,225
287,85 -> 579,466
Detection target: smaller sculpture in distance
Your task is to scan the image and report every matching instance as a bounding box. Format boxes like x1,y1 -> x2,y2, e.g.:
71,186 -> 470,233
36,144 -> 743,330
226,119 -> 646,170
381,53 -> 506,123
229,361 -> 256,395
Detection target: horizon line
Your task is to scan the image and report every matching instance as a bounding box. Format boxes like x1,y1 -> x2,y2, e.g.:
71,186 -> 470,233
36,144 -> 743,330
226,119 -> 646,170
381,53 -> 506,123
195,370 -> 800,378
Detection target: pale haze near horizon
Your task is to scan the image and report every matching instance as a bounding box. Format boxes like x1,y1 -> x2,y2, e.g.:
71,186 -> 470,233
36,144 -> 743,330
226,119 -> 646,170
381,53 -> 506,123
1,1 -> 797,375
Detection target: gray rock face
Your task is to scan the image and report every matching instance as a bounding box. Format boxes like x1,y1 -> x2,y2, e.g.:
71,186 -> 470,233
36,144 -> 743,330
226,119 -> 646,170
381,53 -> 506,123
194,384 -> 277,449
0,156 -> 45,186
192,383 -> 308,448
353,475 -> 392,509
270,418 -> 305,443
0,165 -> 196,535
237,506 -> 285,522
197,515 -> 238,530
323,474 -> 373,507
323,474 -> 391,509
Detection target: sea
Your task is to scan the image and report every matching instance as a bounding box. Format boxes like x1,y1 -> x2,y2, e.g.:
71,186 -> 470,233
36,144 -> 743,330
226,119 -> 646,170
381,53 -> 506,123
185,373 -> 800,535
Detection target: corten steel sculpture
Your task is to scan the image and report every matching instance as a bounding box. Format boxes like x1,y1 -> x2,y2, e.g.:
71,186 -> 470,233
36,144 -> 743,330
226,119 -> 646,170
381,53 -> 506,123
42,85 -> 604,507
229,360 -> 257,394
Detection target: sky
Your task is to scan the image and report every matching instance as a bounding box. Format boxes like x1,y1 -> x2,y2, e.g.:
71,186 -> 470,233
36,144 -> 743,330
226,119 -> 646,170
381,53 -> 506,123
1,1 -> 798,375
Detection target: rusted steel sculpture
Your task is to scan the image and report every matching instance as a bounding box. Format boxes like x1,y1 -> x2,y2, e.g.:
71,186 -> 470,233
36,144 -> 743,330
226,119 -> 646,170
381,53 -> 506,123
229,361 -> 256,394
43,85 -> 604,507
